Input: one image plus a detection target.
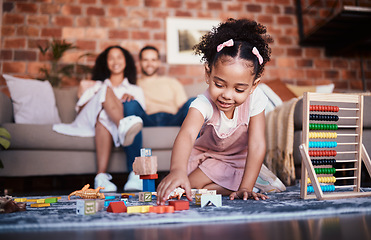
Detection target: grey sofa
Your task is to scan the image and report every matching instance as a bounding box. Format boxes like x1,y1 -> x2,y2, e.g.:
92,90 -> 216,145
292,95 -> 371,179
0,82 -> 207,177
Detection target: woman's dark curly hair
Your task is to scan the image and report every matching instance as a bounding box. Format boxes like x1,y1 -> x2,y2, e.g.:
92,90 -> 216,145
193,18 -> 273,80
91,46 -> 137,85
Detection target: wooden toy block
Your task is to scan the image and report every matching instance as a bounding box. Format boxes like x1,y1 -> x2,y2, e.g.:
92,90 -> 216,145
140,174 -> 158,179
126,205 -> 151,214
76,200 -> 96,215
133,156 -> 158,175
149,205 -> 174,214
107,201 -> 127,213
206,190 -> 217,195
140,148 -> 152,157
36,199 -> 45,203
27,199 -> 37,203
95,200 -> 105,212
191,189 -> 209,198
201,194 -> 222,207
30,203 -> 50,208
45,197 -> 58,203
139,192 -> 152,202
14,198 -> 27,202
168,200 -> 189,211
195,193 -> 202,205
142,179 -> 156,192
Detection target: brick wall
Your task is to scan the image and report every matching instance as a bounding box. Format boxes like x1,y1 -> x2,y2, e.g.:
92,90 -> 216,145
1,0 -> 370,91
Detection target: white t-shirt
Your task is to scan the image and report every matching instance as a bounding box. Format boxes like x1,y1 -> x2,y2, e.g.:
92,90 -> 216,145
190,86 -> 267,134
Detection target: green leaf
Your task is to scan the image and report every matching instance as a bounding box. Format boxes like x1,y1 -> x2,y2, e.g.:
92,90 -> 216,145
0,128 -> 11,140
0,137 -> 10,149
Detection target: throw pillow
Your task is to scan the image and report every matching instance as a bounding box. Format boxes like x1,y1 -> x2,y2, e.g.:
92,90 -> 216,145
264,79 -> 297,102
3,74 -> 62,124
286,83 -> 335,97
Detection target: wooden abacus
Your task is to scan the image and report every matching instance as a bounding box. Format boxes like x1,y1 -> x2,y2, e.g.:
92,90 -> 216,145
299,92 -> 371,200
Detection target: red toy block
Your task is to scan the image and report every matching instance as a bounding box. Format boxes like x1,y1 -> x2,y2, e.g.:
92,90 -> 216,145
107,201 -> 127,213
168,200 -> 189,211
140,174 -> 158,180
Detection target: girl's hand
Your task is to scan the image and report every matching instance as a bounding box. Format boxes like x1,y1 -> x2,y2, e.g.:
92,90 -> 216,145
229,188 -> 269,201
156,170 -> 192,205
121,93 -> 134,102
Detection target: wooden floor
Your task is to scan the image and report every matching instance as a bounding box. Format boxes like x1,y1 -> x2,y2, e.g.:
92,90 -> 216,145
1,213 -> 370,240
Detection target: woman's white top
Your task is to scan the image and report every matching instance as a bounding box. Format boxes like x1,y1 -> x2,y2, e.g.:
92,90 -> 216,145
52,78 -> 145,147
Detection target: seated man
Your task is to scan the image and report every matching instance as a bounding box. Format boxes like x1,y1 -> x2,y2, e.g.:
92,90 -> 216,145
137,45 -> 194,126
122,46 -> 195,191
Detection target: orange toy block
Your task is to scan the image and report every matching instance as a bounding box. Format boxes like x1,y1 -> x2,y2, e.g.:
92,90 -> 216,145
107,201 -> 127,213
168,200 -> 189,211
133,156 -> 158,175
140,174 -> 158,180
149,205 -> 174,214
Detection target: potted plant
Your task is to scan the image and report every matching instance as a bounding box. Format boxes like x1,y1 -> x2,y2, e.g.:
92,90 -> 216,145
38,39 -> 92,87
0,127 -> 11,168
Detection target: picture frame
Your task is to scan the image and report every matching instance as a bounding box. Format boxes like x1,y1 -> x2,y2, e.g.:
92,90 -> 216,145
166,17 -> 220,65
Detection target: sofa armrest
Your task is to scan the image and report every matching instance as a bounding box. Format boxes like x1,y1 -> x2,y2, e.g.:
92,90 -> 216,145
0,91 -> 13,124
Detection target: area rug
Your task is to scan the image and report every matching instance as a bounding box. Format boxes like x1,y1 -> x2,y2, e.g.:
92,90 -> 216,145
1,185 -> 371,232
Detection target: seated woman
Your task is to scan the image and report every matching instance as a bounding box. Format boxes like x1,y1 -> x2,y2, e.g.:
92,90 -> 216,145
53,46 -> 145,192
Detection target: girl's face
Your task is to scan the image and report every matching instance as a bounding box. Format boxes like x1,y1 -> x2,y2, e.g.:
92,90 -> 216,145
206,58 -> 260,119
107,48 -> 126,76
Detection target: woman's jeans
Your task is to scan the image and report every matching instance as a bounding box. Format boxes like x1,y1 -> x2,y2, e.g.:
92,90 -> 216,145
122,98 -> 195,171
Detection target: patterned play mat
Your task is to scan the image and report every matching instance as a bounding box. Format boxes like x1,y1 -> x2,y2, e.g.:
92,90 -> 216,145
1,185 -> 371,232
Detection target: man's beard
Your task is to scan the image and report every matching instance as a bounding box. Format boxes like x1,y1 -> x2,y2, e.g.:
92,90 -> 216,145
142,67 -> 159,77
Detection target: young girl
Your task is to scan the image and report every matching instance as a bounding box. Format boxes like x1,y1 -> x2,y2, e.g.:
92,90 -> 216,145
157,18 -> 285,204
53,46 -> 145,192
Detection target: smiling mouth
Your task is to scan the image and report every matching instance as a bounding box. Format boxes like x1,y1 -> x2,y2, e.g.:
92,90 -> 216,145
217,99 -> 233,108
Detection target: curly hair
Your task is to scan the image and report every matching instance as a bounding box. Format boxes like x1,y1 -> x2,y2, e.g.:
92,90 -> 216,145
91,46 -> 137,85
193,18 -> 273,80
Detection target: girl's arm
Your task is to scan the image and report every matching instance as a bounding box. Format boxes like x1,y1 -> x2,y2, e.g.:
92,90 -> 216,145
230,111 -> 267,200
156,107 -> 204,205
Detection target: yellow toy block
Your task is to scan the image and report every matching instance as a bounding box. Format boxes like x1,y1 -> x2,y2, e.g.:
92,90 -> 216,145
127,205 -> 151,214
37,199 -> 45,203
30,203 -> 50,208
14,198 -> 27,202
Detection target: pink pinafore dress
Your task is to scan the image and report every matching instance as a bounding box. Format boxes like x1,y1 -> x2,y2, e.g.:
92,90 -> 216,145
187,92 -> 251,191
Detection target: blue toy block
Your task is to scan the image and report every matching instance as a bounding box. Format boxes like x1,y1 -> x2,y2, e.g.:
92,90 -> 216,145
143,179 -> 155,192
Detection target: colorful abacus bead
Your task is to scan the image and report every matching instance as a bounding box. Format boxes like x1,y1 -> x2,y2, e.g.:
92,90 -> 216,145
309,105 -> 339,112
311,159 -> 336,166
314,167 -> 336,174
309,114 -> 339,122
309,141 -> 337,148
309,150 -> 337,157
307,185 -> 335,193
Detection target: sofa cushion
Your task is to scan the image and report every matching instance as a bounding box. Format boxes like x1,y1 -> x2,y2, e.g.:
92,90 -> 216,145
3,123 -> 180,151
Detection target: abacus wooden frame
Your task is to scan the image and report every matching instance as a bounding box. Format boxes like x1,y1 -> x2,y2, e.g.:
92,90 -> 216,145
299,92 -> 371,200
